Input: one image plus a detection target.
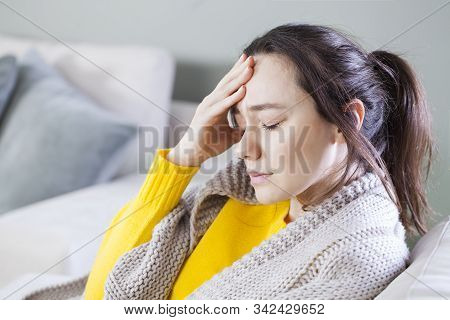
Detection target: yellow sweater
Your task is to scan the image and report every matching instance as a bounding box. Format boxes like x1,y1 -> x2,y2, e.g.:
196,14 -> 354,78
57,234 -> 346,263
84,148 -> 290,300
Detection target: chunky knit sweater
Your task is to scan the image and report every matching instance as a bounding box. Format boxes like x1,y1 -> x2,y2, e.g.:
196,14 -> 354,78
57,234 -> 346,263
22,156 -> 410,300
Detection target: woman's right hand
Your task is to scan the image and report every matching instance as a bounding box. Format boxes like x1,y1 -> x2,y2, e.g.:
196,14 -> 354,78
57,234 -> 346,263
167,53 -> 255,167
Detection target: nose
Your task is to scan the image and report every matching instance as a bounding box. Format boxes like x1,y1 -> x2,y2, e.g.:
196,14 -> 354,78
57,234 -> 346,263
234,126 -> 262,160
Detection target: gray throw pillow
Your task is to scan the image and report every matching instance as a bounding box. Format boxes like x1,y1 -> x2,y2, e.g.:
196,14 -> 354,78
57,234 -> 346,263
0,49 -> 137,214
0,55 -> 18,125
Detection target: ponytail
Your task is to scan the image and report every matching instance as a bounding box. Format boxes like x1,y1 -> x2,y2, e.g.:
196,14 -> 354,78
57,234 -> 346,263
368,50 -> 436,236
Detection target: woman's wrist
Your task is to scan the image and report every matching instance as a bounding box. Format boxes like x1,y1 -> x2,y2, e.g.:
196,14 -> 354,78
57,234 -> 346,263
166,145 -> 207,167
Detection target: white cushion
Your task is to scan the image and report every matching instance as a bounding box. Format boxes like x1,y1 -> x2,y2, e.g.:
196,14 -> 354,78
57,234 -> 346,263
0,33 -> 175,126
376,216 -> 450,299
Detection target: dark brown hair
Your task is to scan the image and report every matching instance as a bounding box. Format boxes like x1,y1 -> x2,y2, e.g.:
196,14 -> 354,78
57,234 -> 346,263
242,23 -> 436,236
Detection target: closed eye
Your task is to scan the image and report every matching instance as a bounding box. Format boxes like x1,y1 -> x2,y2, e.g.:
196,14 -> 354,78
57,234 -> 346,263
261,121 -> 282,131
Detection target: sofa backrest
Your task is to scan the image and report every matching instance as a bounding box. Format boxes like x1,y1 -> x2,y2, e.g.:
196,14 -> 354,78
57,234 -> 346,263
376,216 -> 450,299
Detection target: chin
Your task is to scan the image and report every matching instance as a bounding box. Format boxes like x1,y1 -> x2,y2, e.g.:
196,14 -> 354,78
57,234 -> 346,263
253,184 -> 288,204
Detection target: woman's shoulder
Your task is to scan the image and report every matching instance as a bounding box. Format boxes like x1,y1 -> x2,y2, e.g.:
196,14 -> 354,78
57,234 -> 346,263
312,217 -> 410,288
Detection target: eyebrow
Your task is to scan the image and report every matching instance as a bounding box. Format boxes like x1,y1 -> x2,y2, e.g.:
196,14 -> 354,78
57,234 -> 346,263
234,103 -> 285,114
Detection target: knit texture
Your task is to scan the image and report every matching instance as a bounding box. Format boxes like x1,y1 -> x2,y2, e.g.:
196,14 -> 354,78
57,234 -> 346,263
22,156 -> 410,300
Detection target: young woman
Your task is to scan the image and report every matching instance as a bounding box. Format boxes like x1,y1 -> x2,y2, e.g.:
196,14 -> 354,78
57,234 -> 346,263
24,23 -> 435,300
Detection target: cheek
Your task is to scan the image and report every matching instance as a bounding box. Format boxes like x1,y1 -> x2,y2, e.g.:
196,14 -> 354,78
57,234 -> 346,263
301,124 -> 334,172
268,120 -> 334,177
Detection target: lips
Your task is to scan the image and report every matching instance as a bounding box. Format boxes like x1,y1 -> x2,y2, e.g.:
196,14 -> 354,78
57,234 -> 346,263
246,170 -> 273,184
247,171 -> 272,177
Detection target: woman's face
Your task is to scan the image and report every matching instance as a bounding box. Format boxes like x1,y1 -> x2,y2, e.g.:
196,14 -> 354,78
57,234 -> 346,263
233,53 -> 348,204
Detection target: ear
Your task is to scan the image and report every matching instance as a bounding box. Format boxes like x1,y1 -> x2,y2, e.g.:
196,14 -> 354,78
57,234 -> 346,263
342,98 -> 365,131
333,99 -> 365,143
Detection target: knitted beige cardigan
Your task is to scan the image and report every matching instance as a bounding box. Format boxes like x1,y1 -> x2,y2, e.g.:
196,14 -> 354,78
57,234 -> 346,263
23,157 -> 410,300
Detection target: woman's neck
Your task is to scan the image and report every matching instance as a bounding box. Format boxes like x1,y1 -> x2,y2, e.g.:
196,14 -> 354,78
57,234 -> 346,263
285,197 -> 303,223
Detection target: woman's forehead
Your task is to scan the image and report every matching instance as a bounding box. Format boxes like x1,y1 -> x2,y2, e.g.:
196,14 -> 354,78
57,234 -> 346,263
235,55 -> 301,112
